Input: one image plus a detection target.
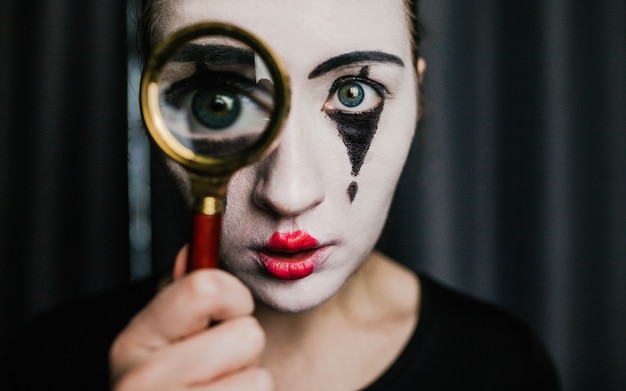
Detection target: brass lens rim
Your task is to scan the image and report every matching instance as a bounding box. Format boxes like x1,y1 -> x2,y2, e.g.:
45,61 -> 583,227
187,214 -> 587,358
140,22 -> 290,176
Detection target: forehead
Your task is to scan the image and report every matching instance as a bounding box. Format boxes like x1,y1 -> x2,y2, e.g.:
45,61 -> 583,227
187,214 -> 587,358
156,0 -> 412,76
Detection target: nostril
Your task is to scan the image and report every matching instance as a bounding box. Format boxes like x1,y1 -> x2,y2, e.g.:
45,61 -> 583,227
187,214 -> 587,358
252,178 -> 275,213
253,177 -> 324,217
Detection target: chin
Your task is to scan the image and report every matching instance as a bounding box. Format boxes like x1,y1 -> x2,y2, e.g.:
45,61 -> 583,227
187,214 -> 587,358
255,293 -> 333,314
249,275 -> 342,314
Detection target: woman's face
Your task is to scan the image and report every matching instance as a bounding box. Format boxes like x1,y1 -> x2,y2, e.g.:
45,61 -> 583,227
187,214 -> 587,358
156,0 -> 419,312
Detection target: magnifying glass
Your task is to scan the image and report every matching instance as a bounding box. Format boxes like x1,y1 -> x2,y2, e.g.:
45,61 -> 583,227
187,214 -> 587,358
140,22 -> 290,271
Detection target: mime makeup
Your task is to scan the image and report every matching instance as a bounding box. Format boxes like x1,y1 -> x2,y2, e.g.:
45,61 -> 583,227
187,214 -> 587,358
165,0 -> 420,313
307,52 -> 403,203
347,181 -> 358,202
328,103 -> 384,201
328,101 -> 383,176
326,67 -> 385,202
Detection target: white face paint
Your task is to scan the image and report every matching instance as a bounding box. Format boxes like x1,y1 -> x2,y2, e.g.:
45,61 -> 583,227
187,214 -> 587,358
156,0 -> 419,312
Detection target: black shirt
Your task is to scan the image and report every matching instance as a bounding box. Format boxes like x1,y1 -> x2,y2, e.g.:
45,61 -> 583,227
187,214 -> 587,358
1,272 -> 560,390
364,274 -> 560,390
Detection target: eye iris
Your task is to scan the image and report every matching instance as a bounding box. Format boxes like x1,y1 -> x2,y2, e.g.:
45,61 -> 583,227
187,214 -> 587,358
192,89 -> 241,130
338,82 -> 364,108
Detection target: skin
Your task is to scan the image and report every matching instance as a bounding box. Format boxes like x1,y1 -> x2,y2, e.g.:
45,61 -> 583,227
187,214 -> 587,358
110,1 -> 426,390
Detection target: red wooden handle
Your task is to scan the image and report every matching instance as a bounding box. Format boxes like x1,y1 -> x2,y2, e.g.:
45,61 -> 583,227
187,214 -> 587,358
188,212 -> 223,271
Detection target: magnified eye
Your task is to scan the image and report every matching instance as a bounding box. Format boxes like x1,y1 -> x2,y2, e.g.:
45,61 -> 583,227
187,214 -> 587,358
161,71 -> 272,157
192,89 -> 242,130
324,77 -> 385,113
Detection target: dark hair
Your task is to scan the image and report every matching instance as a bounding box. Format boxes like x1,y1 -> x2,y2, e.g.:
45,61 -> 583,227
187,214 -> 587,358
136,0 -> 421,65
406,0 -> 422,63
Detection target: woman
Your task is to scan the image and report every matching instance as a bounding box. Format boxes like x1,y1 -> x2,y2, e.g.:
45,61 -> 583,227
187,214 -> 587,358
3,0 -> 560,390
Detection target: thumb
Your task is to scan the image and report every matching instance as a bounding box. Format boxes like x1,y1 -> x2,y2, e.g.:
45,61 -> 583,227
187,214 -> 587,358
173,245 -> 189,281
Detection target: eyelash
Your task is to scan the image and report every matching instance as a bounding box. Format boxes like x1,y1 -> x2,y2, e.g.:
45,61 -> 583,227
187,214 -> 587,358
163,71 -> 264,109
324,76 -> 388,113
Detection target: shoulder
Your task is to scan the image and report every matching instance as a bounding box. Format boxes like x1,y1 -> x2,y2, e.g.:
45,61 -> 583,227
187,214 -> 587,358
409,272 -> 561,390
1,274 -> 161,391
418,272 -> 531,338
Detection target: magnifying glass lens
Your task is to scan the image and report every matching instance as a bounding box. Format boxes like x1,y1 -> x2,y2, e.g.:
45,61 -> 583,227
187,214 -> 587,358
159,36 -> 276,158
141,23 -> 289,270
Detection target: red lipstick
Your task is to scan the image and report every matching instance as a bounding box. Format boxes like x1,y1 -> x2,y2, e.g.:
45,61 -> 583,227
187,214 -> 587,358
259,230 -> 323,280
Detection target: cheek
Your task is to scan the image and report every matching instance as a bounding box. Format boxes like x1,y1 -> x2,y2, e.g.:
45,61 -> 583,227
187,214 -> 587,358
163,157 -> 194,207
221,168 -> 263,244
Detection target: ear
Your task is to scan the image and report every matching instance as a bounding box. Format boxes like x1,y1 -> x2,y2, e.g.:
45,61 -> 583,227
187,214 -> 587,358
417,57 -> 426,83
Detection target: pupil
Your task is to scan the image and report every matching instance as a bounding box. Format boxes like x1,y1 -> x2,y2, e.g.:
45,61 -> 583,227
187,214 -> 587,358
338,82 -> 364,108
211,98 -> 228,113
192,89 -> 241,130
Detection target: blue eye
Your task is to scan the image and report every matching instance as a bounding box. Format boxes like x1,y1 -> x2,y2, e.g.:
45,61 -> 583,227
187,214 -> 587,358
192,89 -> 242,130
337,82 -> 365,107
324,77 -> 385,113
160,71 -> 272,156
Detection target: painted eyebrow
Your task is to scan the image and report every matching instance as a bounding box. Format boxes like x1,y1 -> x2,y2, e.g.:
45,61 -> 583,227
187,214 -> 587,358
308,51 -> 404,79
172,44 -> 255,66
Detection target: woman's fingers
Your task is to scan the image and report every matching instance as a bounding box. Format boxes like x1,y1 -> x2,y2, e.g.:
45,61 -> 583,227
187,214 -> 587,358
151,316 -> 266,384
191,367 -> 275,391
110,268 -> 260,388
113,316 -> 268,391
119,269 -> 254,348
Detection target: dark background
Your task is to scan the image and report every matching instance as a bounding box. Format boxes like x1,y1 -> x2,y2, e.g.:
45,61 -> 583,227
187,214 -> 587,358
1,1 -> 624,390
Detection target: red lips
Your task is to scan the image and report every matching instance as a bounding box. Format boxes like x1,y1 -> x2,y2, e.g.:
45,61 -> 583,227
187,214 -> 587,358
267,231 -> 319,252
259,230 -> 323,280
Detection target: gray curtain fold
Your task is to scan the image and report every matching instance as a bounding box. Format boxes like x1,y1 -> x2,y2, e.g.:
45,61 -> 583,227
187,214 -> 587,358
380,1 -> 626,390
0,0 -> 129,352
0,1 -> 624,391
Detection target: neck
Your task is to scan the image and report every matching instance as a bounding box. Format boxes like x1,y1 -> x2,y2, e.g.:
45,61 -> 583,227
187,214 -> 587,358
253,250 -> 413,344
252,250 -> 420,391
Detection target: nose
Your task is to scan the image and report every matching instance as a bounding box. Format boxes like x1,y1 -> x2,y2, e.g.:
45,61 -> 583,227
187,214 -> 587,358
253,112 -> 325,217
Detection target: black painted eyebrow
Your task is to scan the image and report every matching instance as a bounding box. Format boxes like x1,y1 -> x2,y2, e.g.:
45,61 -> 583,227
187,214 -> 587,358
308,51 -> 404,79
172,44 -> 255,66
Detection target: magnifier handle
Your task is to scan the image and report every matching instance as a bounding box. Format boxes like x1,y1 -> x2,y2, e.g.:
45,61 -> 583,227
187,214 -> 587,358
188,212 -> 223,271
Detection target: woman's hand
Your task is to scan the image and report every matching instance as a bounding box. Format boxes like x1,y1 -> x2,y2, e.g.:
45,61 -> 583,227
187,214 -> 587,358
109,247 -> 274,390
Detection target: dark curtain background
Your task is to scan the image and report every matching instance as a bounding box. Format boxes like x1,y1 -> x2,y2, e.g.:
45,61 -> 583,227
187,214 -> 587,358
0,0 -> 129,354
381,1 -> 626,390
1,1 -> 624,391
